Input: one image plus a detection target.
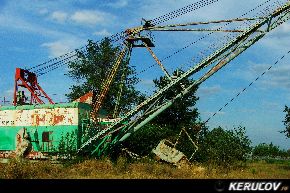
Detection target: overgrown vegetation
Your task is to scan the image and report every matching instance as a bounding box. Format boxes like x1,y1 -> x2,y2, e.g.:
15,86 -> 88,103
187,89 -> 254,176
194,126 -> 252,169
252,142 -> 290,158
151,69 -> 199,129
122,69 -> 202,158
0,157 -> 289,179
282,105 -> 290,138
57,131 -> 77,160
66,38 -> 144,115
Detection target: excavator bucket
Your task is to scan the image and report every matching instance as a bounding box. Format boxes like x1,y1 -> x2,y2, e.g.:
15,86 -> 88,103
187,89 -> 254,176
152,139 -> 188,166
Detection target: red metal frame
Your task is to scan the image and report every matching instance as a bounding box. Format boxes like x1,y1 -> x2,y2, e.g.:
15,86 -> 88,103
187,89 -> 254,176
13,68 -> 54,106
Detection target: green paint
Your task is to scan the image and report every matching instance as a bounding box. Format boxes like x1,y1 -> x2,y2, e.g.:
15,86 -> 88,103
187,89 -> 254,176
0,101 -> 118,154
0,102 -> 93,153
0,125 -> 79,152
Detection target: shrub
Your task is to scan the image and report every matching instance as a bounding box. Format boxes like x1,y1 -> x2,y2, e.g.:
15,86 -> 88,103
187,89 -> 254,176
194,126 -> 252,169
252,142 -> 289,159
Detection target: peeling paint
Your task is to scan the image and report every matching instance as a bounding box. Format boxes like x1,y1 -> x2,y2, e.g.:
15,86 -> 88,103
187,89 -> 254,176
0,107 -> 79,127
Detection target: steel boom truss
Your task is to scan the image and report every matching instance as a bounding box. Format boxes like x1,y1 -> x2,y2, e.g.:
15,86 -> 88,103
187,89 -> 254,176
78,1 -> 290,157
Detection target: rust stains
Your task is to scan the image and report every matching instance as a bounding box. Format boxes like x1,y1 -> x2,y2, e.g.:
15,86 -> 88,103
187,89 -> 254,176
53,115 -> 64,125
31,113 -> 65,126
31,114 -> 45,126
68,118 -> 73,125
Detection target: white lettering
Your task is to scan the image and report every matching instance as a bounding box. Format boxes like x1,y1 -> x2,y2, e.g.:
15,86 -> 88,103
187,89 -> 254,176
244,182 -> 251,191
228,181 -> 282,191
259,182 -> 266,191
237,182 -> 243,191
229,182 -> 237,190
264,183 -> 272,191
273,182 -> 282,191
251,183 -> 258,191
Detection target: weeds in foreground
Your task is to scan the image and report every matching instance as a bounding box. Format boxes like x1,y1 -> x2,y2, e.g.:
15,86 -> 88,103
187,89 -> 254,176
0,157 -> 289,179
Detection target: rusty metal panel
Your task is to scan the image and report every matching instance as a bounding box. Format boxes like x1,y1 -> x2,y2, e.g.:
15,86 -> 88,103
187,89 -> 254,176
0,105 -> 79,127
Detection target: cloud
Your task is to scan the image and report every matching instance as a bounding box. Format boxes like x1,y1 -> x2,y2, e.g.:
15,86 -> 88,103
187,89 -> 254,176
255,62 -> 290,90
39,8 -> 49,15
107,0 -> 128,8
47,9 -> 116,27
42,41 -> 70,58
139,79 -> 155,91
0,10 -> 90,61
197,85 -> 222,97
41,38 -> 86,58
0,10 -> 77,39
93,29 -> 112,36
235,58 -> 290,90
51,11 -> 68,23
140,79 -> 154,86
276,22 -> 290,36
261,101 -> 281,111
260,22 -> 290,51
70,10 -> 113,26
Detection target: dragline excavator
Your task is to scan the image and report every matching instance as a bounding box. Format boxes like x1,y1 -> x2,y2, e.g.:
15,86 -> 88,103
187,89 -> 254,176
78,0 -> 290,161
0,0 -> 289,163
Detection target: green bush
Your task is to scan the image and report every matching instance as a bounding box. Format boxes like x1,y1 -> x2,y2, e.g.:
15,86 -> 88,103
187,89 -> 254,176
58,131 -> 77,160
122,124 -> 175,156
121,122 -> 204,160
252,142 -> 289,158
194,126 -> 252,169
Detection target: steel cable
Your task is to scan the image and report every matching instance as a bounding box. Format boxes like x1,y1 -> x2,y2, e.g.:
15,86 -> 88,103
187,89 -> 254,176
134,0 -> 276,77
27,0 -> 220,75
204,50 -> 290,124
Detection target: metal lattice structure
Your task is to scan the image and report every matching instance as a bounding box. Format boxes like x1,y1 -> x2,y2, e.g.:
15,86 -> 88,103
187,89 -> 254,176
77,0 -> 290,157
13,68 -> 54,106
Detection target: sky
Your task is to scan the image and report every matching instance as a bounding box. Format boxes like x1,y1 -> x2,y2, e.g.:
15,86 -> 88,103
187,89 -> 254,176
0,0 -> 289,150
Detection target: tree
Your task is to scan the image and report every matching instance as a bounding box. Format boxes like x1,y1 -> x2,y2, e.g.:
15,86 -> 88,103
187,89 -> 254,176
66,38 -> 143,116
152,69 -> 199,130
282,105 -> 290,138
122,69 -> 202,158
121,124 -> 176,156
252,142 -> 289,158
194,126 -> 252,168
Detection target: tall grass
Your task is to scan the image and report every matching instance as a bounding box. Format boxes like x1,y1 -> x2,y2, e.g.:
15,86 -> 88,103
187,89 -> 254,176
0,157 -> 289,179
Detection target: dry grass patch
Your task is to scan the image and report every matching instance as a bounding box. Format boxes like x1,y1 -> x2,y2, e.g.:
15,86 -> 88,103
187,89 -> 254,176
0,158 -> 288,179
